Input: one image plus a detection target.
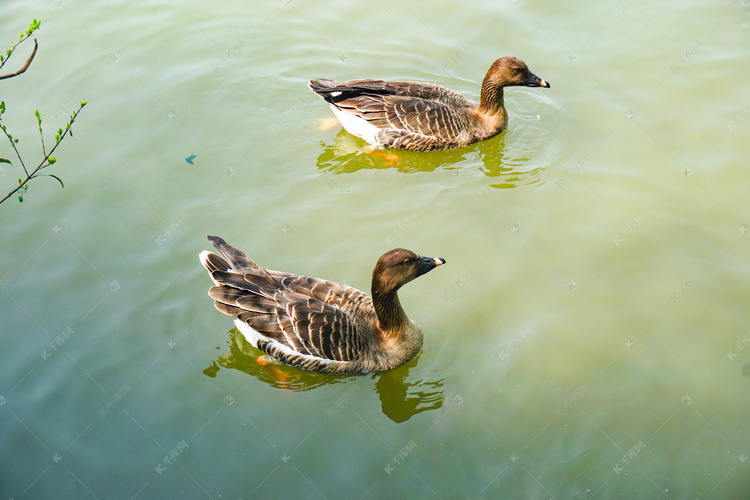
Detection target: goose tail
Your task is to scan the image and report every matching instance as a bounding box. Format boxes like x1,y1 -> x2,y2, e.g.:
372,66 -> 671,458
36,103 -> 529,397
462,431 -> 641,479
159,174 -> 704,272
200,236 -> 276,282
308,78 -> 340,96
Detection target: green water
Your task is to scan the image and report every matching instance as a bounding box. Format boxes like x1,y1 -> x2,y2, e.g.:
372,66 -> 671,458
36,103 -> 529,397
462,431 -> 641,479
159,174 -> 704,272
2,0 -> 749,498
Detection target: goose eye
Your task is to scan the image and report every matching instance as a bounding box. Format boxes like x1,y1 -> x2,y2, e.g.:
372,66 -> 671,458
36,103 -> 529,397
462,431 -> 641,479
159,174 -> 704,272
403,259 -> 412,266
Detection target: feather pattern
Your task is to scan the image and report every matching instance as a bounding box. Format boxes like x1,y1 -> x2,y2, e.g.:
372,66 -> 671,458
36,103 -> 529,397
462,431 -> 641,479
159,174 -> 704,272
309,56 -> 549,152
199,236 -> 445,374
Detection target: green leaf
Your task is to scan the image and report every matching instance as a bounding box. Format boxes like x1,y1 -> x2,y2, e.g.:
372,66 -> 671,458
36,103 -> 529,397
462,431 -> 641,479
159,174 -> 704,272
47,174 -> 64,188
48,157 -> 57,164
0,158 -> 11,165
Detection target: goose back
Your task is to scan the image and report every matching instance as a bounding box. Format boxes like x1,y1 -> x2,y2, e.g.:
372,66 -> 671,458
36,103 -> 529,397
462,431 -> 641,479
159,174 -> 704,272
310,78 -> 481,151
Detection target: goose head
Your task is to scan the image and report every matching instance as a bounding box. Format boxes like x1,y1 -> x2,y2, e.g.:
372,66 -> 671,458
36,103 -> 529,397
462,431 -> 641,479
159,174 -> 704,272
479,56 -> 549,114
372,248 -> 446,296
484,56 -> 550,89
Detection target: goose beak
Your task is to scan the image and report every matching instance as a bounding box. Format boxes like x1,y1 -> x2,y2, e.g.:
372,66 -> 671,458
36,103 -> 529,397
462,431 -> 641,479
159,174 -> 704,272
525,72 -> 550,88
417,255 -> 446,277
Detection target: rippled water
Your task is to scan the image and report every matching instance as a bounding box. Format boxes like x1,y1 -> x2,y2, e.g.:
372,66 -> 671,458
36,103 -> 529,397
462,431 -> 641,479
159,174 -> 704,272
2,0 -> 749,498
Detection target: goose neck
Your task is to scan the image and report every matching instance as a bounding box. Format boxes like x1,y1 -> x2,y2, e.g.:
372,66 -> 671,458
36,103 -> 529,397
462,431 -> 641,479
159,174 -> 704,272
479,81 -> 505,114
372,288 -> 409,333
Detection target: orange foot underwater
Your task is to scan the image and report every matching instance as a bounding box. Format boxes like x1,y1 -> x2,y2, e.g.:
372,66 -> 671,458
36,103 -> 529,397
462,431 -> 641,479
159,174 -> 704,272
257,356 -> 289,384
364,146 -> 400,166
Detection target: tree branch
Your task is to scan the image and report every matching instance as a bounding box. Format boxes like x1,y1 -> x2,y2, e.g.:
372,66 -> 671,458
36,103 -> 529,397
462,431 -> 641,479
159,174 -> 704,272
0,102 -> 86,205
0,39 -> 38,81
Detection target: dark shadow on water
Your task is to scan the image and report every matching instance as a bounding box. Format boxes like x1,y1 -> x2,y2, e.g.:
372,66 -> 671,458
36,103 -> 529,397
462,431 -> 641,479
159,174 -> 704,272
202,328 -> 444,423
315,126 -> 547,189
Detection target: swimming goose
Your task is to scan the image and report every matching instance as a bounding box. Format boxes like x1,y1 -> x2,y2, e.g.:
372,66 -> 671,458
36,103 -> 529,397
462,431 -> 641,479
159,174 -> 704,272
308,56 -> 550,152
199,236 -> 445,374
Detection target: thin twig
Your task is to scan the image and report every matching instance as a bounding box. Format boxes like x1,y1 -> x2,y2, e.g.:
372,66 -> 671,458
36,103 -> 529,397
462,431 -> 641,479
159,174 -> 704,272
0,39 -> 38,80
37,111 -> 46,158
0,116 -> 28,176
0,19 -> 40,73
0,102 -> 86,205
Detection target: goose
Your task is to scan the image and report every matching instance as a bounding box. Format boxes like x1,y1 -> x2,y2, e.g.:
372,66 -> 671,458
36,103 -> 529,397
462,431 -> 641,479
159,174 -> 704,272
199,236 -> 445,374
308,56 -> 550,152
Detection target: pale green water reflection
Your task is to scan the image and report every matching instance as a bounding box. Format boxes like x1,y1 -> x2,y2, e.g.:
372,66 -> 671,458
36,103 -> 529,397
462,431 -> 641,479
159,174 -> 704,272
315,129 -> 547,189
205,329 -> 444,423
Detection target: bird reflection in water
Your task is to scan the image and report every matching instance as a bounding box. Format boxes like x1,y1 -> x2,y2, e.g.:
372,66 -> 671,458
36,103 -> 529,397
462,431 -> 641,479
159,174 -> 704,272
202,329 -> 444,423
315,118 -> 548,189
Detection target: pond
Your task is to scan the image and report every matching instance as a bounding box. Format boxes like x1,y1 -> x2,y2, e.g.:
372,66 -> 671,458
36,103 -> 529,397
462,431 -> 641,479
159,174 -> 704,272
1,0 -> 749,498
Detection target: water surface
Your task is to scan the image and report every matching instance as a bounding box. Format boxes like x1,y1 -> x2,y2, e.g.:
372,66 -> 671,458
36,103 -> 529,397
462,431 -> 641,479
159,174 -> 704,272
1,0 -> 749,498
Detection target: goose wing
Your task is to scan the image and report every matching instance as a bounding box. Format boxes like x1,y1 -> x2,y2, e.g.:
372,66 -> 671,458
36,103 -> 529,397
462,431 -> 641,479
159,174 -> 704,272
310,79 -> 477,150
202,244 -> 375,363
